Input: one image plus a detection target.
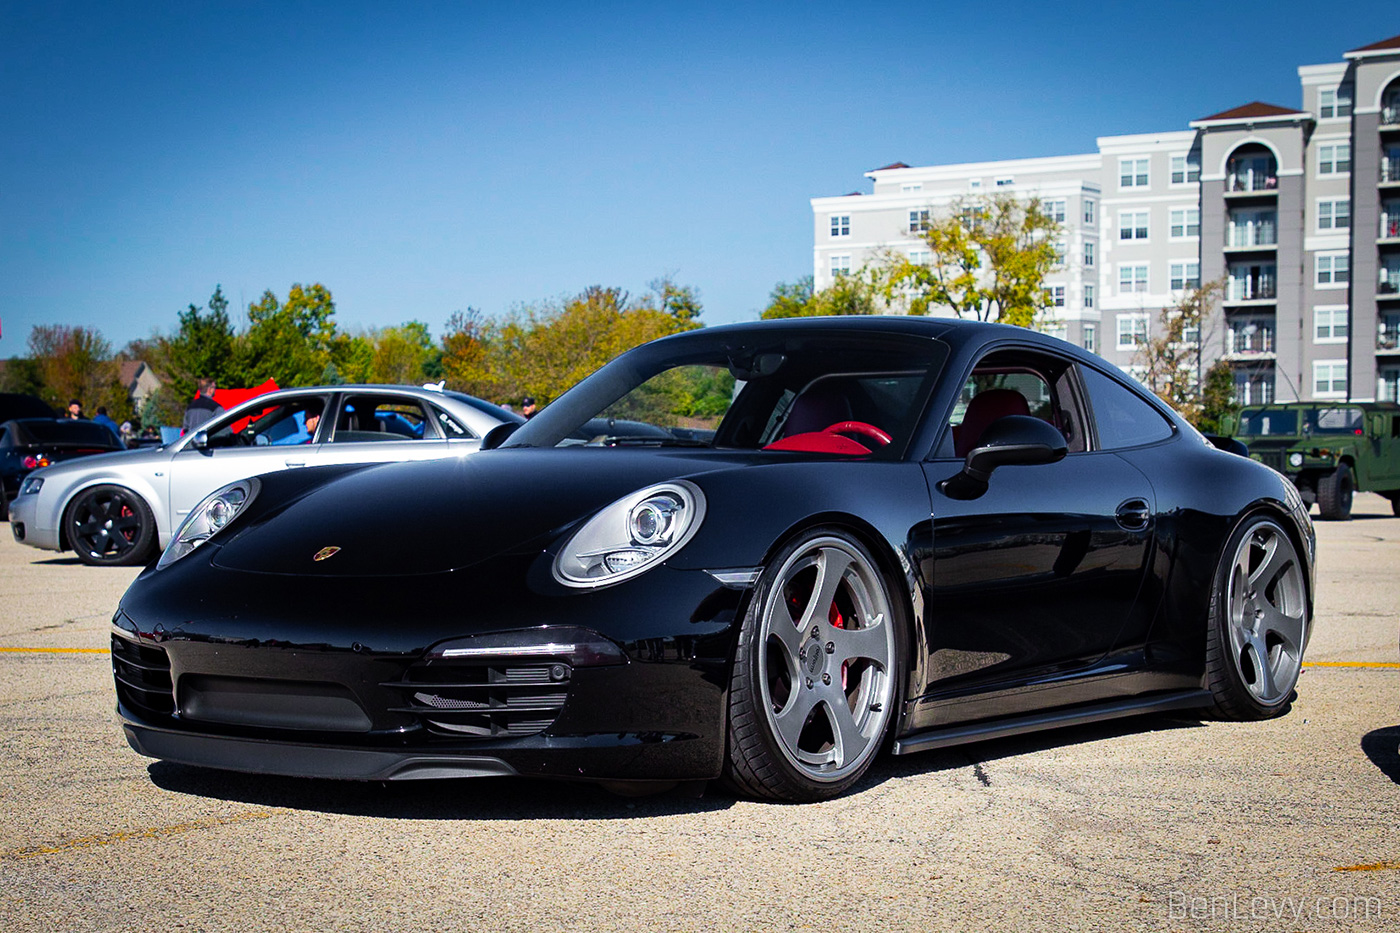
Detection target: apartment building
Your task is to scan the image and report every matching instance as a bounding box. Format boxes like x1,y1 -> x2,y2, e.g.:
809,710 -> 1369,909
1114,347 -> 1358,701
811,33 -> 1400,404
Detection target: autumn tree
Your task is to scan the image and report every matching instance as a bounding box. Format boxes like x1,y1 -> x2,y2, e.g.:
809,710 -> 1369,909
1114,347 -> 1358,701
645,274 -> 703,330
872,193 -> 1061,327
25,325 -> 131,418
1134,278 -> 1238,431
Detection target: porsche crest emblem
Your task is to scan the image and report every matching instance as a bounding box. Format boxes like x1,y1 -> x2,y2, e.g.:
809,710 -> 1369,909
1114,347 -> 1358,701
313,546 -> 341,562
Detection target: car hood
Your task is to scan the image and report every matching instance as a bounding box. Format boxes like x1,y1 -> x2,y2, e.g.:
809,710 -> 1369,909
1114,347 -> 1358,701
212,447 -> 763,576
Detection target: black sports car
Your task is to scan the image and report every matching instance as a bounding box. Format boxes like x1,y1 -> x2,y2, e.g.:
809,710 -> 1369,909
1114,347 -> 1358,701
113,318 -> 1315,801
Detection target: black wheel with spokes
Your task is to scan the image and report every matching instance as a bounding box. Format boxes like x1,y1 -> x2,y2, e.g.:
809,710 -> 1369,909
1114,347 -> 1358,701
65,485 -> 157,567
1204,514 -> 1309,720
725,528 -> 903,801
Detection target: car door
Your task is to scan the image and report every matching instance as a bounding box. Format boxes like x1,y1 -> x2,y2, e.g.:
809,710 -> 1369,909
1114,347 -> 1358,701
916,350 -> 1158,723
313,391 -> 450,468
166,393 -> 331,528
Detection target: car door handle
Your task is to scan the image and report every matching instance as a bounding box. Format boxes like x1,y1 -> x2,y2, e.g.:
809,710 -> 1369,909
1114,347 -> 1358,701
284,460 -> 306,468
1115,498 -> 1151,531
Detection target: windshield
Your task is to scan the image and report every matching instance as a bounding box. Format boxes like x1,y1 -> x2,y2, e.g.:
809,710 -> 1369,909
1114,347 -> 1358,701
1237,409 -> 1298,436
504,327 -> 947,459
1304,407 -> 1364,435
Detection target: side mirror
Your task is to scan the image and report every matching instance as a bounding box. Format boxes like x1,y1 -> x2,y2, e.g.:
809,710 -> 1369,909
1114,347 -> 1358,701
482,422 -> 520,450
190,430 -> 209,450
940,415 -> 1068,500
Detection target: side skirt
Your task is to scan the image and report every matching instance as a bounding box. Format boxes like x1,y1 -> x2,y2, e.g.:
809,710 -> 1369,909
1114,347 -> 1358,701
890,689 -> 1211,756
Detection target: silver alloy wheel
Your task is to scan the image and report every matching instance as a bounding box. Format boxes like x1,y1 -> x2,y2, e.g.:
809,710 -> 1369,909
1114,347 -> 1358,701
1225,520 -> 1307,704
757,536 -> 895,783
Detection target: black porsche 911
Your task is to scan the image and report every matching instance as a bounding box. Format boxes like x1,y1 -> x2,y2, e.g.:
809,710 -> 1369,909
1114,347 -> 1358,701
113,317 -> 1315,801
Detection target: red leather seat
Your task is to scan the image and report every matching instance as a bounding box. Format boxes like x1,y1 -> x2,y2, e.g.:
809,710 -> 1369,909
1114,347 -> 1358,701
952,389 -> 1030,457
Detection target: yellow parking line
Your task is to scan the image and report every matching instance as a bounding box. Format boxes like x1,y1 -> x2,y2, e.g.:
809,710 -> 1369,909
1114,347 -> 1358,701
1304,661 -> 1400,669
1334,860 -> 1400,872
0,647 -> 109,654
3,811 -> 274,860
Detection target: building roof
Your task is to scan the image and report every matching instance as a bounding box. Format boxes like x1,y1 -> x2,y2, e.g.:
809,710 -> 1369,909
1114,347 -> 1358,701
869,162 -> 909,172
1195,101 -> 1308,123
1345,33 -> 1400,57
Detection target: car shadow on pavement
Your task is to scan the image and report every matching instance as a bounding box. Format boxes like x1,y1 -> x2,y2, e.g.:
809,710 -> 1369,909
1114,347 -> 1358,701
146,713 -> 1205,816
30,556 -> 86,565
1361,726 -> 1400,784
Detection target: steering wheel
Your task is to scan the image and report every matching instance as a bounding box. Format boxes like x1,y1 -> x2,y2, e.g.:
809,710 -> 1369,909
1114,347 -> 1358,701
822,421 -> 891,446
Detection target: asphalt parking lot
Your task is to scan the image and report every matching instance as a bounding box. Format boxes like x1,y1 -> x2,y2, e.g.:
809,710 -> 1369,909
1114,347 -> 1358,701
1,497 -> 1396,933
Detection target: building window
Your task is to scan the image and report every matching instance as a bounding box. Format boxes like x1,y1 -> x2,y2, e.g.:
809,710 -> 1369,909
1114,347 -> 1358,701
1084,200 -> 1095,224
1170,261 -> 1200,291
908,209 -> 930,233
909,248 -> 931,266
1046,284 -> 1066,307
968,179 -> 982,190
830,215 -> 850,238
1170,155 -> 1200,184
995,176 -> 1014,187
1119,264 -> 1149,294
1119,210 -> 1150,241
1119,158 -> 1150,188
830,255 -> 851,278
1313,361 -> 1347,398
1315,252 -> 1349,287
1117,313 -> 1149,349
1083,323 -> 1097,353
1227,208 -> 1277,247
1169,207 -> 1200,239
1044,199 -> 1066,223
1379,367 -> 1400,403
901,183 -> 923,193
1314,306 -> 1349,343
1318,143 -> 1351,175
1235,367 -> 1276,405
1317,199 -> 1350,231
1053,241 -> 1066,265
1083,241 -> 1095,266
1319,88 -> 1352,119
1083,284 -> 1095,308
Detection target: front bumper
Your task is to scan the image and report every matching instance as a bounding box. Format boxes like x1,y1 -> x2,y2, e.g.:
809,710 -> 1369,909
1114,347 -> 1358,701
8,491 -> 58,550
113,551 -> 752,782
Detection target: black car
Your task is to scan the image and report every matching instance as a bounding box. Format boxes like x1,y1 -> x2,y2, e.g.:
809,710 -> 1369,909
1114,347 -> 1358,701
112,318 -> 1315,801
1,418 -> 123,520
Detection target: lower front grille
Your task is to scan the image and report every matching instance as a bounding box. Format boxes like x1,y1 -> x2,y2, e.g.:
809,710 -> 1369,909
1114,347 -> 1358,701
112,633 -> 174,718
385,660 -> 572,738
1254,450 -> 1286,473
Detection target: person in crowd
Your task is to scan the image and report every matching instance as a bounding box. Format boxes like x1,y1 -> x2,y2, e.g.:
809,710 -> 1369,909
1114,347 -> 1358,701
92,406 -> 120,438
521,396 -> 538,419
65,399 -> 83,420
182,378 -> 223,434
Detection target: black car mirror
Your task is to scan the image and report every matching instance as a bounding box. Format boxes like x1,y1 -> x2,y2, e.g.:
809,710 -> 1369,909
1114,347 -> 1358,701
482,422 -> 519,450
939,415 -> 1068,500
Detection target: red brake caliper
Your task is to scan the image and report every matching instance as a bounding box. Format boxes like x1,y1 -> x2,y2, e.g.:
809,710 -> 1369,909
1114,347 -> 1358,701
828,602 -> 849,690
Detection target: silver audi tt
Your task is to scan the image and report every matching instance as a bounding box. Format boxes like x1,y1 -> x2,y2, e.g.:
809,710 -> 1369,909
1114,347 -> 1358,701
9,384 -> 521,565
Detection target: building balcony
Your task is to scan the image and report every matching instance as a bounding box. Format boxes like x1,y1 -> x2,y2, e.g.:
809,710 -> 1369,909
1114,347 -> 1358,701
1225,228 -> 1278,249
1225,173 -> 1278,195
1382,214 -> 1400,242
1383,157 -> 1400,186
1384,102 -> 1400,128
1381,270 -> 1400,297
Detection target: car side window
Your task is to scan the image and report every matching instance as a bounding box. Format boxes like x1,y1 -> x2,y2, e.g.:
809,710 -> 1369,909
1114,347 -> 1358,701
331,395 -> 435,443
1079,366 -> 1174,449
205,398 -> 326,448
431,405 -> 471,438
943,349 -> 1088,457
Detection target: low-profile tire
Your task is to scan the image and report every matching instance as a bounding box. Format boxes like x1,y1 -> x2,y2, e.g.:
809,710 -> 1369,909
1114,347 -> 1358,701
724,528 -> 904,802
1316,464 -> 1353,520
1204,514 -> 1309,721
64,485 -> 157,567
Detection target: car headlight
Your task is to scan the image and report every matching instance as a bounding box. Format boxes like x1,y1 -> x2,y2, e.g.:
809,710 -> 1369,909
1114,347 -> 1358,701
157,478 -> 259,570
553,481 -> 706,588
1288,452 -> 1303,468
20,476 -> 43,495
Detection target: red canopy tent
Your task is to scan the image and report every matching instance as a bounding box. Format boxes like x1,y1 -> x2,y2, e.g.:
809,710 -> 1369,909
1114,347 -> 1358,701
188,379 -> 280,434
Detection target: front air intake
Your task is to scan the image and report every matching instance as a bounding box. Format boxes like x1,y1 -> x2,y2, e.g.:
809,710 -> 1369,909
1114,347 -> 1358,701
385,660 -> 571,738
111,633 -> 175,719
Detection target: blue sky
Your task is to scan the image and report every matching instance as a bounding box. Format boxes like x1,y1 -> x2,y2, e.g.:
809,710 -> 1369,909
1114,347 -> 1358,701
2,1 -> 1396,353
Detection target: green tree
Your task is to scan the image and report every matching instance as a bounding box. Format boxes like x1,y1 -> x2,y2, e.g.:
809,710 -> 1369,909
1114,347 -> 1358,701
646,275 -> 703,330
367,321 -> 436,385
872,193 -> 1061,327
761,273 -> 881,319
149,285 -> 238,404
234,283 -> 339,386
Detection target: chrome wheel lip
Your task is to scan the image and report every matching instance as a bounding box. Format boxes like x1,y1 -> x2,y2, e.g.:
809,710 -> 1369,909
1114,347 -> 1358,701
756,536 -> 895,784
1225,519 -> 1307,705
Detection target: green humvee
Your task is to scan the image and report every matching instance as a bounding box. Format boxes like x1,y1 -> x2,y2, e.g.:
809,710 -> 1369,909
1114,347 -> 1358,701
1222,403 -> 1400,520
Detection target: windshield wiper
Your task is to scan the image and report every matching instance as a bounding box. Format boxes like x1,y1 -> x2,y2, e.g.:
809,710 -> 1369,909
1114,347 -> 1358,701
596,435 -> 711,448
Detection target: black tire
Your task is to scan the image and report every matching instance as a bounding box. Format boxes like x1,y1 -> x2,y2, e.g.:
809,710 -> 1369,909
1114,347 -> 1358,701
64,485 -> 157,567
724,528 -> 904,801
1316,464 -> 1353,520
1204,515 -> 1309,721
